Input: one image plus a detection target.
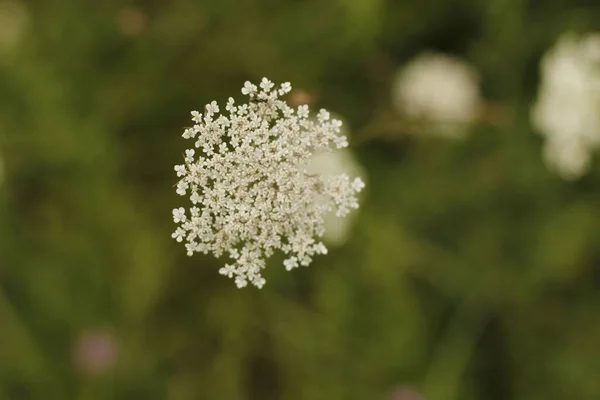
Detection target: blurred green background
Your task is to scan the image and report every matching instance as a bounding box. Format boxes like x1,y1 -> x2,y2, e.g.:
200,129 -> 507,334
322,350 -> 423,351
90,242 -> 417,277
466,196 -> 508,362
2,0 -> 600,399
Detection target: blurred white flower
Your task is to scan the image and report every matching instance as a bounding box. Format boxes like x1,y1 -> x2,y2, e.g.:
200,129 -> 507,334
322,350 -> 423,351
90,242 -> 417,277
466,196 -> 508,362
543,138 -> 591,181
306,128 -> 366,246
392,52 -> 481,138
531,32 -> 600,180
0,0 -> 28,54
173,79 -> 364,288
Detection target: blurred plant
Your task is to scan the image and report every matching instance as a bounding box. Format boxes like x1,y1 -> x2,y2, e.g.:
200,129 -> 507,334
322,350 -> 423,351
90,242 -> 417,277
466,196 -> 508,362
288,88 -> 316,108
72,329 -> 119,376
116,7 -> 147,38
392,52 -> 481,138
0,147 -> 4,189
172,78 -> 364,288
0,0 -> 28,54
387,386 -> 426,400
531,32 -> 600,180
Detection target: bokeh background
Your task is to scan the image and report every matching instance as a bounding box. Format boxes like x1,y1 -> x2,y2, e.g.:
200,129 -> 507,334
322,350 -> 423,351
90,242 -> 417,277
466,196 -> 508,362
2,0 -> 600,399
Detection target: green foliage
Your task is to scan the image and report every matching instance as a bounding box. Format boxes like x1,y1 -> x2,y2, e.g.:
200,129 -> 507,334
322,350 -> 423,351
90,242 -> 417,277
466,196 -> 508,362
1,0 -> 600,399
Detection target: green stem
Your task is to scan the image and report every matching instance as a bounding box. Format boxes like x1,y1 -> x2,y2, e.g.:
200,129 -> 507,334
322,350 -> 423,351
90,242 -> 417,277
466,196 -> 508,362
422,290 -> 490,400
0,286 -> 59,397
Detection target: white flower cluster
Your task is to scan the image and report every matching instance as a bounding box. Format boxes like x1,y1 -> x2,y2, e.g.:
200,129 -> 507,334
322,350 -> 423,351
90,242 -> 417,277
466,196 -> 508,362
172,78 -> 365,288
531,32 -> 600,180
392,52 -> 481,138
307,147 -> 366,247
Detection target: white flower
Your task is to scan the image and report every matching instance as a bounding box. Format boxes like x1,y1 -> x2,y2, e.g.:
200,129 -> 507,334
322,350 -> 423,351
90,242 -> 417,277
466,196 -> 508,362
172,207 -> 186,223
176,181 -> 188,196
174,165 -> 186,177
219,264 -> 236,278
392,52 -> 481,138
531,32 -> 600,180
225,97 -> 236,112
171,227 -> 186,242
184,149 -> 194,162
283,257 -> 299,271
297,105 -> 309,118
206,101 -> 219,114
279,82 -> 292,95
253,276 -> 266,289
260,77 -> 275,92
172,78 -> 365,288
241,81 -> 257,95
191,111 -> 202,123
235,276 -> 248,288
317,109 -> 330,122
182,128 -> 195,139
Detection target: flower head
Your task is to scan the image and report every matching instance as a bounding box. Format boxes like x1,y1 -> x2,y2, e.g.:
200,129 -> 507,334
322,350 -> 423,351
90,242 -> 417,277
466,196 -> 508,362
172,78 -> 364,288
531,32 -> 600,180
392,52 -> 481,138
